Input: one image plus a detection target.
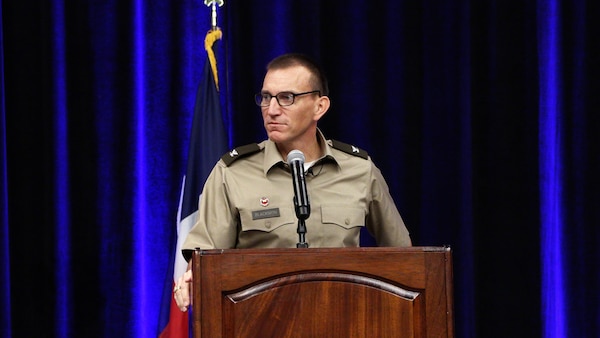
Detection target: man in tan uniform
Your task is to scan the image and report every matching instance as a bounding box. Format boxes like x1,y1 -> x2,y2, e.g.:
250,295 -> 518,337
173,53 -> 411,311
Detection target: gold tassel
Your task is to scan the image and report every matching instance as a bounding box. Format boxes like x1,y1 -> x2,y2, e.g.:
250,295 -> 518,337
204,28 -> 223,91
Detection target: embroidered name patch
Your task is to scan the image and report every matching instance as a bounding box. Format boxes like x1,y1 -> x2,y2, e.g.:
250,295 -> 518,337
252,208 -> 280,220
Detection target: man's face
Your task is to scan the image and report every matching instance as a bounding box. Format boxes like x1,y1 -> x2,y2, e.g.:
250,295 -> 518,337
260,66 -> 320,146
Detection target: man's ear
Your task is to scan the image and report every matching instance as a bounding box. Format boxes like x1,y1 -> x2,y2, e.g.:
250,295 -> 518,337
313,95 -> 330,121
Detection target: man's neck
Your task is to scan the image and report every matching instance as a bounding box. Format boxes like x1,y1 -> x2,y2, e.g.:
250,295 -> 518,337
277,132 -> 323,162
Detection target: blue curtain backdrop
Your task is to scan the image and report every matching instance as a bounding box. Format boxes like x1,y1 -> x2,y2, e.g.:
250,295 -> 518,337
2,0 -> 599,337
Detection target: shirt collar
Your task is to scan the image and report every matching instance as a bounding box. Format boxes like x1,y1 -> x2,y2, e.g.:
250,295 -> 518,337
262,128 -> 340,175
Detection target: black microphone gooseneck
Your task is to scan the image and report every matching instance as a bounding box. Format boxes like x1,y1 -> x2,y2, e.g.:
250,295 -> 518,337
287,150 -> 310,248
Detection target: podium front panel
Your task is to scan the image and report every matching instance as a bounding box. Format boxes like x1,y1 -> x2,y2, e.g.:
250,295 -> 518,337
192,247 -> 453,338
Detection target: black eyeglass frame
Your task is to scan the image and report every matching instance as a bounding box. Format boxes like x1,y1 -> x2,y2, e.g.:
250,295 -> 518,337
255,90 -> 321,107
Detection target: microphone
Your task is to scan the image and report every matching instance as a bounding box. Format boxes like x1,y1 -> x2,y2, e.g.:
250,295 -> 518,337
287,150 -> 310,220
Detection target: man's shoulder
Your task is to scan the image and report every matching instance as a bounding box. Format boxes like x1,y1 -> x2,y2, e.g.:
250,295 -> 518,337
328,139 -> 369,160
220,142 -> 265,166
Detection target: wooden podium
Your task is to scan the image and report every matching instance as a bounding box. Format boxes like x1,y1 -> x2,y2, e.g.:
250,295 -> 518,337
191,246 -> 454,337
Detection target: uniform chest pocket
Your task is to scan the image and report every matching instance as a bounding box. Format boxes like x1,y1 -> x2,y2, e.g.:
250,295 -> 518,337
321,206 -> 365,229
240,206 -> 296,233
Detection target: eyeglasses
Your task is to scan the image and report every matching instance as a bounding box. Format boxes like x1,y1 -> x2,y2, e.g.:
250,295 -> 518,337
255,90 -> 321,107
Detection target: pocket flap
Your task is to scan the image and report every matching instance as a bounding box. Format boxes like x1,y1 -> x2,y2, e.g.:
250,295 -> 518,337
321,206 -> 365,229
240,206 -> 295,233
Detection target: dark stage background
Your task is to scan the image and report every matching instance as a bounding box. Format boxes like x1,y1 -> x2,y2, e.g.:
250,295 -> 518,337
2,1 -> 599,337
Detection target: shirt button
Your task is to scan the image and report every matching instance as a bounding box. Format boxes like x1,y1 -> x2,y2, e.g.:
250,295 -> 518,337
345,218 -> 350,225
265,221 -> 272,229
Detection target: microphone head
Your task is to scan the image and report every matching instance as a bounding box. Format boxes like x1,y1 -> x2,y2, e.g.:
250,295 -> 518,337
287,149 -> 305,164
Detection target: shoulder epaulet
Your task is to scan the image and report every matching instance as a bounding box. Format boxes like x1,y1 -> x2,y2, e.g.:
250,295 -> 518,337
221,143 -> 262,166
330,139 -> 368,160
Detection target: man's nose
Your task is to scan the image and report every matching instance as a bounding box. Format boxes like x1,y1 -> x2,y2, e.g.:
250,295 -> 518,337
267,97 -> 281,114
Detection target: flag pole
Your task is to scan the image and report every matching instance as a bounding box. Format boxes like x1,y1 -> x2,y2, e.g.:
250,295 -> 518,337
158,3 -> 228,337
204,0 -> 225,31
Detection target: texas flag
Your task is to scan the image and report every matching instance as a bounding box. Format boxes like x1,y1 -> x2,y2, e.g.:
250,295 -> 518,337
158,28 -> 227,338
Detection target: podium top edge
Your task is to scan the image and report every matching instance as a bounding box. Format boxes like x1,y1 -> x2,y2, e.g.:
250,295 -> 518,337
194,246 -> 451,256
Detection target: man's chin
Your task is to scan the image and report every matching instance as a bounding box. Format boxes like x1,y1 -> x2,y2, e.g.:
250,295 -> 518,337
267,130 -> 285,142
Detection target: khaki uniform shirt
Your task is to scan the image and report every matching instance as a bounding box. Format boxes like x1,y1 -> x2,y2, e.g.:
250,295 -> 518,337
183,130 -> 411,253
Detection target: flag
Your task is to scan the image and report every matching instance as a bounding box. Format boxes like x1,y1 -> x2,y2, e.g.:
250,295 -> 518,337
159,28 -> 227,338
